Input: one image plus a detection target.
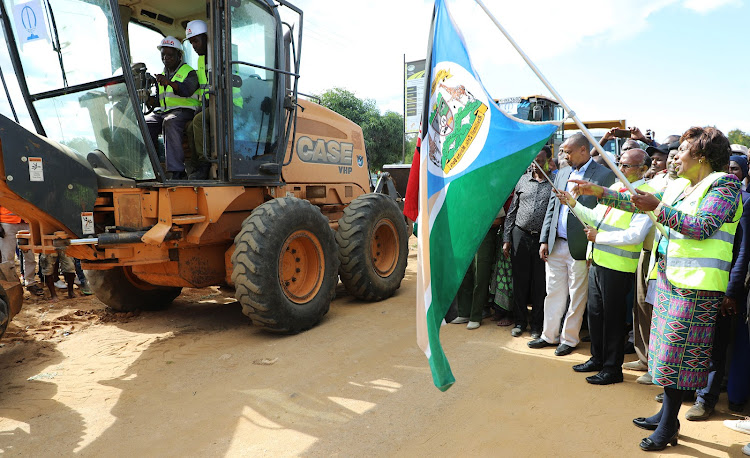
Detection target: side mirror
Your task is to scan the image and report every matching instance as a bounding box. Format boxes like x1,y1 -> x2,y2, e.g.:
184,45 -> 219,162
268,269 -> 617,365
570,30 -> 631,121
532,105 -> 543,121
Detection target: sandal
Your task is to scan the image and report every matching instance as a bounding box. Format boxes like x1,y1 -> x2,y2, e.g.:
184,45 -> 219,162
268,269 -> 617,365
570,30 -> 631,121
26,283 -> 45,297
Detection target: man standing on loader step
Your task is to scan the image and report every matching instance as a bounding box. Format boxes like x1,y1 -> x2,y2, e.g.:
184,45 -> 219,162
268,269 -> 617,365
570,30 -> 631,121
184,20 -> 212,180
145,36 -> 199,180
184,19 -> 244,180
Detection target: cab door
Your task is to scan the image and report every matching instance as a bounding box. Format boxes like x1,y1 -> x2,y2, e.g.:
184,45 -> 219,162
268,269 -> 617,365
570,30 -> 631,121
223,0 -> 285,182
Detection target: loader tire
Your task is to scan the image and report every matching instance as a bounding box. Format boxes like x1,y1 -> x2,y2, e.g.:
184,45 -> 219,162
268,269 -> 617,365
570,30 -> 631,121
231,197 -> 339,334
85,267 -> 182,312
336,193 -> 409,300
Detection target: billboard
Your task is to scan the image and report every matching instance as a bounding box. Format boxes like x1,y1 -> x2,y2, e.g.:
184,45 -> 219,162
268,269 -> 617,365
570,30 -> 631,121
405,59 -> 426,134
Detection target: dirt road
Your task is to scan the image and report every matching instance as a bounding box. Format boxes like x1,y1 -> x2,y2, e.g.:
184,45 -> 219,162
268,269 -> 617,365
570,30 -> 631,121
0,241 -> 747,457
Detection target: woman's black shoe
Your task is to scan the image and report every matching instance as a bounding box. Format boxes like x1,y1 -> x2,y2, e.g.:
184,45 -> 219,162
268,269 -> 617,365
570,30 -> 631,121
639,429 -> 678,451
633,418 -> 679,431
633,417 -> 658,431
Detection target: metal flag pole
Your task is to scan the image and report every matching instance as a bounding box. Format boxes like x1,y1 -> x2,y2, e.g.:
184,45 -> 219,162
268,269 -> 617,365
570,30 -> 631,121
531,162 -> 589,228
473,0 -> 667,238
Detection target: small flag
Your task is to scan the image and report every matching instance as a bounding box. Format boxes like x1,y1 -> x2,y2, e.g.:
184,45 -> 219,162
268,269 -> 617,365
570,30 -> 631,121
416,0 -> 561,391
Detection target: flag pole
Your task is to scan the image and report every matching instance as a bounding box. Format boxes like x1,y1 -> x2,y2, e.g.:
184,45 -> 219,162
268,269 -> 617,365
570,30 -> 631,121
472,0 -> 667,238
532,162 -> 589,228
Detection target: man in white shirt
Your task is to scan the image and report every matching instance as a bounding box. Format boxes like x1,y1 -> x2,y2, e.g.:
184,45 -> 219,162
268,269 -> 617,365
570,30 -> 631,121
560,149 -> 653,384
530,133 -> 615,356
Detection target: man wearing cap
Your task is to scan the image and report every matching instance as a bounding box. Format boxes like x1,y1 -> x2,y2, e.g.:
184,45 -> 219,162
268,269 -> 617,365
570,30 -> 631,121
731,144 -> 750,190
145,36 -> 199,180
645,143 -> 669,179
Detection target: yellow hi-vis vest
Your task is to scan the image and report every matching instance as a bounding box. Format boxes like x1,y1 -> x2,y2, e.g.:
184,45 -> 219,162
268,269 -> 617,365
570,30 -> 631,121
648,171 -> 742,291
590,181 -> 656,273
158,63 -> 201,111
196,55 -> 244,108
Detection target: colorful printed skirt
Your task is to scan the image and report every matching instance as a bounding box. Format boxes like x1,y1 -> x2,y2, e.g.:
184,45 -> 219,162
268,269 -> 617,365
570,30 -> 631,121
649,256 -> 722,390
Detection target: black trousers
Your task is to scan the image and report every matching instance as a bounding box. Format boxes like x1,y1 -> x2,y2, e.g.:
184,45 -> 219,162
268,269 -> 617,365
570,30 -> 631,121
588,263 -> 633,374
510,226 -> 546,331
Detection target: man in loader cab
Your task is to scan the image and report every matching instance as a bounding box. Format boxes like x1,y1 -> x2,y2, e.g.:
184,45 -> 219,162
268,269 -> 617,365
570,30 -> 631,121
184,19 -> 245,180
184,20 -> 212,180
145,36 -> 200,180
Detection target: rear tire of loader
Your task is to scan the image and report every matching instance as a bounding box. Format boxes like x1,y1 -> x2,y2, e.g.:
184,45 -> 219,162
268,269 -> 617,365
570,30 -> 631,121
85,267 -> 182,312
336,193 -> 409,300
231,197 -> 339,334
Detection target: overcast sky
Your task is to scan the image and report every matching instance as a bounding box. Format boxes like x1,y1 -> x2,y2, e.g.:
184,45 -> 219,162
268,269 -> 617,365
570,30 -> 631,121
284,0 -> 749,142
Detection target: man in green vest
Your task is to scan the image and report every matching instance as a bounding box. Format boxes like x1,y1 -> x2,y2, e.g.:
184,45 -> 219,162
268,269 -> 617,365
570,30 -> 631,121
145,36 -> 199,180
557,148 -> 654,385
184,20 -> 211,180
184,19 -> 246,180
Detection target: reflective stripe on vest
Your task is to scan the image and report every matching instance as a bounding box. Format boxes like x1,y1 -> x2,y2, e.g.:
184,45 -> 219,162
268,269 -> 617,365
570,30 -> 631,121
197,55 -> 208,101
195,55 -> 244,108
652,171 -> 741,291
591,181 -> 655,273
158,63 -> 200,111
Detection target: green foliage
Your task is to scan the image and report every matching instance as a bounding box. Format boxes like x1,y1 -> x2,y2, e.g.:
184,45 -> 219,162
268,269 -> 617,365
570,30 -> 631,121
404,134 -> 418,163
61,137 -> 97,155
317,88 -> 379,127
728,129 -> 750,148
315,88 -> 406,171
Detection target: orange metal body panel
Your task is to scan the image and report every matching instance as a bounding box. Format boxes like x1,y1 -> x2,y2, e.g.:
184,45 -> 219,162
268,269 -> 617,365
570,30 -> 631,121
281,100 -> 370,204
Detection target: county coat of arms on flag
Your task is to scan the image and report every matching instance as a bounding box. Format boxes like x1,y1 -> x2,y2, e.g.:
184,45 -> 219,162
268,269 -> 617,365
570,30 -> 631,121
415,0 -> 561,391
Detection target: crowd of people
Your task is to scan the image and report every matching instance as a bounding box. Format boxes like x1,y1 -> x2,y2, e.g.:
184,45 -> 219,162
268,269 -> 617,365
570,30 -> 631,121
0,205 -> 92,301
447,126 -> 750,453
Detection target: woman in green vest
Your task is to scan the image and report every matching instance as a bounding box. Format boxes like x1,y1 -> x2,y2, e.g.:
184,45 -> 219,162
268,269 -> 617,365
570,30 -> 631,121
570,126 -> 742,452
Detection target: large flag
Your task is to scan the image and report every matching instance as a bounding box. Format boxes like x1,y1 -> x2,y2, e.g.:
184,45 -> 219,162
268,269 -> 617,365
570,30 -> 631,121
416,0 -> 561,391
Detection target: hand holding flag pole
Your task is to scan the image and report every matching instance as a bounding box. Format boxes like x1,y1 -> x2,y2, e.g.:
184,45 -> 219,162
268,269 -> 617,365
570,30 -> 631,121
473,0 -> 667,238
531,162 -> 589,228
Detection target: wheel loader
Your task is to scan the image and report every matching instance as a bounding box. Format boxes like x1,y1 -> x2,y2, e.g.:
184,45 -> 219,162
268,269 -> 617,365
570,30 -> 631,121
0,0 -> 408,334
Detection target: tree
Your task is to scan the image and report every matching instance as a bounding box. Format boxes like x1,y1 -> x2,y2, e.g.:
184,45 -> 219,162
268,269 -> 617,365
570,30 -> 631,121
316,88 -> 406,171
728,129 -> 750,148
404,134 -> 418,163
317,88 -> 379,127
62,137 -> 97,155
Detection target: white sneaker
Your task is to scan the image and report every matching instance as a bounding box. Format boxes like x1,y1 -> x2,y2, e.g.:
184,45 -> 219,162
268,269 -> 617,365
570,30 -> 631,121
623,360 -> 648,371
450,317 -> 469,324
466,321 -> 480,330
74,277 -> 81,286
724,418 -> 750,435
54,280 -> 67,289
636,372 -> 653,385
742,443 -> 750,456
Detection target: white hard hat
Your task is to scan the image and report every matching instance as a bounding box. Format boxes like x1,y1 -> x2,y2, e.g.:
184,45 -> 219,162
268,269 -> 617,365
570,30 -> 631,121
157,36 -> 183,52
185,20 -> 208,40
731,144 -> 749,155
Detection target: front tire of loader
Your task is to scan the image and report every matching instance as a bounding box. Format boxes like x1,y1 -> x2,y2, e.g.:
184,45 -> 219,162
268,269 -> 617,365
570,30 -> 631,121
336,193 -> 409,300
231,197 -> 339,334
84,267 -> 182,312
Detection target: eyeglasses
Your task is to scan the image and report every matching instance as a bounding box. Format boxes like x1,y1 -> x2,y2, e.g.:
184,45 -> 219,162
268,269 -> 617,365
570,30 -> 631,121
617,163 -> 645,169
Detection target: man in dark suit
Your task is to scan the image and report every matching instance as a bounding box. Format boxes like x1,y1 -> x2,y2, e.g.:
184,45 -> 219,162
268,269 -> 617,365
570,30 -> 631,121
528,133 -> 616,356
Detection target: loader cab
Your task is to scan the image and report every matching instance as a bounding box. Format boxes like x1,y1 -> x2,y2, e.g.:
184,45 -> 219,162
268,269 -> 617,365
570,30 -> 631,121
0,0 -> 299,185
